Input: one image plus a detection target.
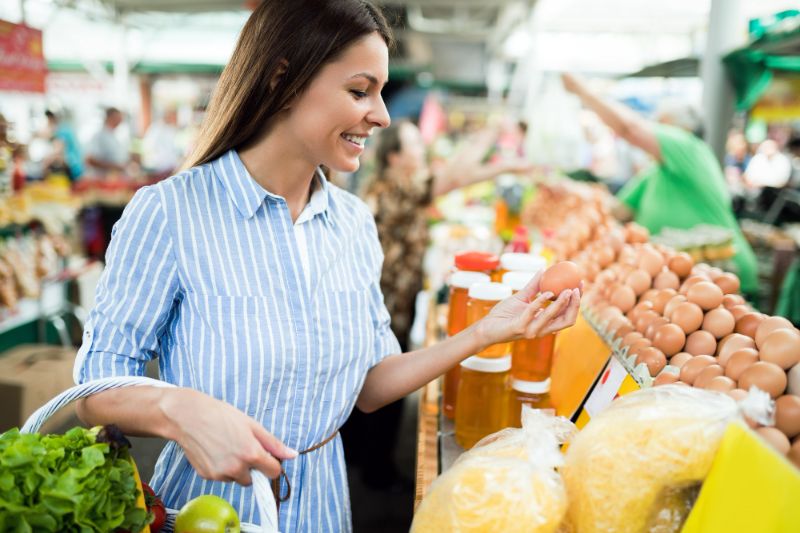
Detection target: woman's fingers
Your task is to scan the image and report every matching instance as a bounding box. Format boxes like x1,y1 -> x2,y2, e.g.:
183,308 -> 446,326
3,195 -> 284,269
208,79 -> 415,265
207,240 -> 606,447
538,289 -> 581,336
516,270 -> 545,302
524,290 -> 570,337
253,422 -> 298,461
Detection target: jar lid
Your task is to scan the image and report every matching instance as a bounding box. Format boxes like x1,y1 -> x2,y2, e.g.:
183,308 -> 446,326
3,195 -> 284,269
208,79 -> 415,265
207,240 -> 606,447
449,271 -> 491,289
512,378 -> 551,394
468,282 -> 512,301
461,355 -> 511,372
500,253 -> 546,272
502,271 -> 536,291
455,251 -> 500,272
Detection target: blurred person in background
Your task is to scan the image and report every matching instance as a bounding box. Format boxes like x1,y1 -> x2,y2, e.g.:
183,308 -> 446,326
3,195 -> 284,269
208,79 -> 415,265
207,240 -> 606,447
42,110 -> 83,181
562,73 -> 759,297
744,139 -> 792,190
85,107 -> 130,176
142,107 -> 183,176
341,119 -> 534,490
724,130 -> 751,215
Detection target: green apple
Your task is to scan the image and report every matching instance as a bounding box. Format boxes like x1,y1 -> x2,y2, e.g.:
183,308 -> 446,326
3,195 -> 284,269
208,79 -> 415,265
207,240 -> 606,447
174,495 -> 241,533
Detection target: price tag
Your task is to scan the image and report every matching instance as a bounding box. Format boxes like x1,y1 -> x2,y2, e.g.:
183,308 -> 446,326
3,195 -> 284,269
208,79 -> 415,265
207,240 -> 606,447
574,357 -> 641,429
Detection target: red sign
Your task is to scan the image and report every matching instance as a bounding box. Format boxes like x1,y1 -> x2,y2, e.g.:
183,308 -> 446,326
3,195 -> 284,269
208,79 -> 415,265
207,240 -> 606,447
0,19 -> 46,93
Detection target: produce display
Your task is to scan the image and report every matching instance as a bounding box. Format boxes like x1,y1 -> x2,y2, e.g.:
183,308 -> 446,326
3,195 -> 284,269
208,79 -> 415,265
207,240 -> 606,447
0,232 -> 71,311
520,178 -> 800,468
0,425 -> 149,532
561,385 -> 770,533
412,409 -> 575,533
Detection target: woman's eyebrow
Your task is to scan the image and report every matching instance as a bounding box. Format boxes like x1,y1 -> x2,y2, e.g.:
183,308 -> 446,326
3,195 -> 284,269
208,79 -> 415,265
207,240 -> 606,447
349,72 -> 387,88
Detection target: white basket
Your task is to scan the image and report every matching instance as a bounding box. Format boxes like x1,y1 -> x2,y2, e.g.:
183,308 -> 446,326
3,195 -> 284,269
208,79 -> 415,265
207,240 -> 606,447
21,375 -> 279,533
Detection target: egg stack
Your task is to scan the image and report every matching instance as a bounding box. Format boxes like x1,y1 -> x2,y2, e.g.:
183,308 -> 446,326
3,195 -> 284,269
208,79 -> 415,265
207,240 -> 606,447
583,242 -> 800,467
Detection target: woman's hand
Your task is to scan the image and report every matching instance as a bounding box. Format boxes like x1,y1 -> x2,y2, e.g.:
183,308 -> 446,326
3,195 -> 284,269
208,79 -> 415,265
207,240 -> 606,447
474,271 -> 581,349
161,388 -> 297,485
561,72 -> 585,95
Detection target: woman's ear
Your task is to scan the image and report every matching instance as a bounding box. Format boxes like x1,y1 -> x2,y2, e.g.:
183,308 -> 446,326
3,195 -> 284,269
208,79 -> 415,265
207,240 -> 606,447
270,59 -> 289,92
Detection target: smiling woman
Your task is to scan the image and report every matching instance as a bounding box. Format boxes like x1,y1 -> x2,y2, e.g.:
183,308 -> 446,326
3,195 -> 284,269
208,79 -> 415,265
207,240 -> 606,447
70,1 -> 580,532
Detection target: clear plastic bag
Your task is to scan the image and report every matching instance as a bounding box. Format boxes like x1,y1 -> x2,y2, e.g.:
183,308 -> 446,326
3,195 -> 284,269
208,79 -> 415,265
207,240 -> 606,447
411,408 -> 576,533
561,384 -> 772,533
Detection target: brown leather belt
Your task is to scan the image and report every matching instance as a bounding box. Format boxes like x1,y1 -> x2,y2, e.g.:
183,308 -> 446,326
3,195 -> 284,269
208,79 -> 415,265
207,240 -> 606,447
270,430 -> 339,511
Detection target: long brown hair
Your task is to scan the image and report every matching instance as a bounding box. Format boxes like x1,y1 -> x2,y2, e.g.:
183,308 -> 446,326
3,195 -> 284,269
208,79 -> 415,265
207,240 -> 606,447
184,0 -> 393,169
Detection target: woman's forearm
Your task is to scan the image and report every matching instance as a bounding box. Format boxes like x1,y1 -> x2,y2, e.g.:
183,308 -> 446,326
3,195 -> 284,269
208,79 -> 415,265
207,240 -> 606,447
356,322 -> 488,413
75,386 -> 181,440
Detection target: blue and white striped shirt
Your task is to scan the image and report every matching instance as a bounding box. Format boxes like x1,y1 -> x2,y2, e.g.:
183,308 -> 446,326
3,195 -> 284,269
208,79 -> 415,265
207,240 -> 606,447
74,150 -> 401,532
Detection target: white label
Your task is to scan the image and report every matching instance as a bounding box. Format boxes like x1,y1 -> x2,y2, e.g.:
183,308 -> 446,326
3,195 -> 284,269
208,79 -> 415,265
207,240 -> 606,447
584,357 -> 628,418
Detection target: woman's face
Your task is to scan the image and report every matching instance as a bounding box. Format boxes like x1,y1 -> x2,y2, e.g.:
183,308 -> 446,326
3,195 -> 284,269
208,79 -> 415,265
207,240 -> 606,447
283,32 -> 390,173
392,122 -> 426,175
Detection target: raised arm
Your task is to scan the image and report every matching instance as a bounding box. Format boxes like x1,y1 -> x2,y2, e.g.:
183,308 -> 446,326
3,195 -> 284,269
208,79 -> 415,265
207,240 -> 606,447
561,73 -> 661,162
356,272 -> 580,413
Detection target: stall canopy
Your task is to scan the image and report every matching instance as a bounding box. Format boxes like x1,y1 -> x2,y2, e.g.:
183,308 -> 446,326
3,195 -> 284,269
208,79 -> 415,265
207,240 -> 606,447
724,11 -> 800,111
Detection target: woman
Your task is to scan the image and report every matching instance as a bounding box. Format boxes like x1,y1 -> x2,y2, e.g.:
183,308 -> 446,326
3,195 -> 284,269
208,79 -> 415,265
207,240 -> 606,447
74,2 -> 581,531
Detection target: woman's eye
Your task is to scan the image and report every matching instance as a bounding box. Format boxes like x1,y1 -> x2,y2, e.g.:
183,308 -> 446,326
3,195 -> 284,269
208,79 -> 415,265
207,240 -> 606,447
350,90 -> 368,99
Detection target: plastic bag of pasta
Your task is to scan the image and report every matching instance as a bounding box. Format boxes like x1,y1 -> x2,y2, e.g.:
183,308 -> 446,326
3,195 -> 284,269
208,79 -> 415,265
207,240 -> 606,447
562,384 -> 772,533
411,408 -> 576,533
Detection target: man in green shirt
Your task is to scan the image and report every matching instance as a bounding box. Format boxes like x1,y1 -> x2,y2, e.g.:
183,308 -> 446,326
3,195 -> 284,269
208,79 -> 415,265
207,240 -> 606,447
562,73 -> 758,296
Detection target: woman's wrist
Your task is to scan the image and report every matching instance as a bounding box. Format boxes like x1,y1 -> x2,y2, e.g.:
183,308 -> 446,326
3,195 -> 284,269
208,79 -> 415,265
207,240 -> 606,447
465,320 -> 493,355
157,387 -> 189,442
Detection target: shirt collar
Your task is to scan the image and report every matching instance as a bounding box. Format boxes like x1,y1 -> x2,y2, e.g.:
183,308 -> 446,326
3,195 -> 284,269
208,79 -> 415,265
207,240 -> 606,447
211,149 -> 330,221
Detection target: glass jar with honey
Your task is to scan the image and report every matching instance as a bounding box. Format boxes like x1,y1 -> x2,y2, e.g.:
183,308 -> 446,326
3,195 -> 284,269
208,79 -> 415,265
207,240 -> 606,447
443,271 -> 491,419
502,271 -> 556,382
508,378 -> 553,428
466,282 -> 513,358
454,355 -> 512,449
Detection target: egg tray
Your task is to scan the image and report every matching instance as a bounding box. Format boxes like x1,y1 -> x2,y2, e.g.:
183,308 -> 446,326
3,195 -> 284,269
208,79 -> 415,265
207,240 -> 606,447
581,306 -> 681,389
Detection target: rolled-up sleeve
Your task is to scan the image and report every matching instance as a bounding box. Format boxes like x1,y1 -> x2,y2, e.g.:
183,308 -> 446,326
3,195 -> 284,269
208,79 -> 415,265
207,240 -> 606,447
74,186 -> 180,383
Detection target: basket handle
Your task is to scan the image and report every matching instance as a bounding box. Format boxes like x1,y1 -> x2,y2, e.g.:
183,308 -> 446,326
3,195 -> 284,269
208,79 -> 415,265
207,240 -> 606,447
21,376 -> 279,533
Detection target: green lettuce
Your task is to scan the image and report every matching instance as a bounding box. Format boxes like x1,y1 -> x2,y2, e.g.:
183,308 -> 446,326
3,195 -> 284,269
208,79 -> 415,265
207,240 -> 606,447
0,426 -> 149,532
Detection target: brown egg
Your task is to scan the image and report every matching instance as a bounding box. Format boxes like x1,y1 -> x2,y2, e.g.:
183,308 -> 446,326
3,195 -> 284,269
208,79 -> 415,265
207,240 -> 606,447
625,269 -> 652,296
653,371 -> 679,386
685,330 -> 717,356
788,363 -> 800,396
789,438 -> 800,469
687,281 -> 724,311
622,331 -> 644,347
735,312 -> 766,339
614,322 -> 635,339
668,252 -> 694,278
729,305 -> 751,321
651,269 -> 677,290
725,349 -> 760,380
609,284 -> 637,313
680,354 -> 716,385
636,347 -> 667,376
713,273 -> 741,295
596,247 -> 615,268
717,334 -> 757,366
663,294 -> 688,319
759,328 -> 800,370
755,316 -> 796,349
645,317 -> 670,340
755,427 -> 791,455
540,261 -> 582,296
692,364 -> 723,388
671,302 -> 704,334
722,293 -> 746,309
650,289 -> 676,315
653,324 -> 686,356
702,308 -> 736,339
639,248 -> 664,277
628,337 -> 653,356
775,395 -> 800,439
635,311 -> 661,334
679,275 -> 708,296
704,375 -> 736,392
739,361 -> 788,398
727,388 -> 748,401
625,222 -> 649,243
640,289 -> 660,304
669,352 -> 693,368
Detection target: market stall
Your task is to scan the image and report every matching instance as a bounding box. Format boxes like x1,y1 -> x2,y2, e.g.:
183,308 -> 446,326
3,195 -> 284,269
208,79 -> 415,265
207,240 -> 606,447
413,178 -> 800,532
